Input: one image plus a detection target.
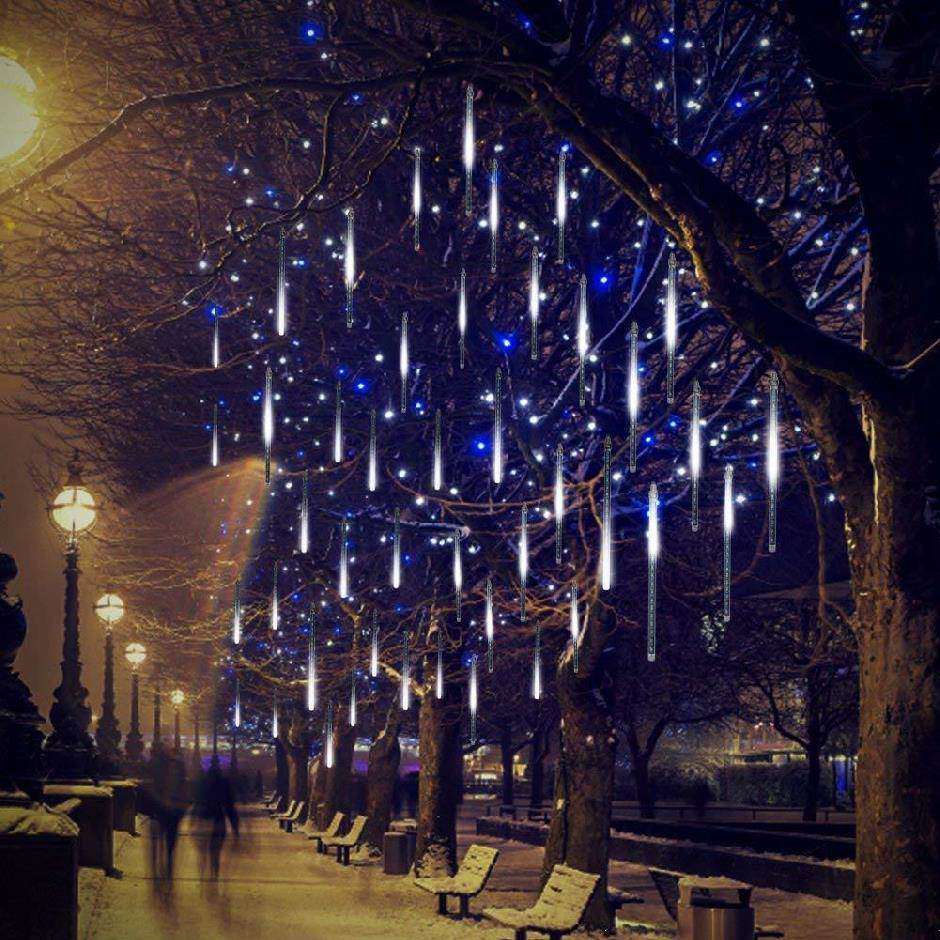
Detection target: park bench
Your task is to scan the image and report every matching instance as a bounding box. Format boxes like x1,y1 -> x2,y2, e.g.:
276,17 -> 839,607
322,814 -> 368,865
277,801 -> 305,831
483,863 -> 600,940
306,812 -> 346,853
414,843 -> 499,917
647,868 -> 784,938
272,799 -> 297,822
498,804 -> 518,819
526,808 -> 550,823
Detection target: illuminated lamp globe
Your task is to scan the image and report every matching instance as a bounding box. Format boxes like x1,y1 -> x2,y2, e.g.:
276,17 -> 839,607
50,455 -> 97,537
124,642 -> 147,671
94,593 -> 125,626
0,53 -> 39,161
170,689 -> 185,708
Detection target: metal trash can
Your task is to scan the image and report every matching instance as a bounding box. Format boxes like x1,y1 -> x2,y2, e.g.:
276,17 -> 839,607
691,903 -> 756,940
383,831 -> 410,875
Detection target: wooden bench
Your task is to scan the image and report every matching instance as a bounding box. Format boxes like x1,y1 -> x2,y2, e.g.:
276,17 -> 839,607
526,808 -> 550,823
415,844 -> 499,918
277,801 -> 305,831
483,863 -> 600,940
322,814 -> 368,865
497,804 -> 518,819
306,812 -> 345,853
648,868 -> 784,938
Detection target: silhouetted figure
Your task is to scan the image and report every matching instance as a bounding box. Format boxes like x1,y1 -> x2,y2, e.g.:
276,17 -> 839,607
198,764 -> 239,881
254,769 -> 263,799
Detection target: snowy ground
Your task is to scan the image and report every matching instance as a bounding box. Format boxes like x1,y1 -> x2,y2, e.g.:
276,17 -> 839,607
77,804 -> 852,939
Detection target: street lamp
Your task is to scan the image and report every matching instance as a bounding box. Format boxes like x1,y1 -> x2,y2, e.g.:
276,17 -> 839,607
0,52 -> 40,162
93,593 -> 124,776
170,688 -> 185,754
123,642 -> 146,765
44,452 -> 98,780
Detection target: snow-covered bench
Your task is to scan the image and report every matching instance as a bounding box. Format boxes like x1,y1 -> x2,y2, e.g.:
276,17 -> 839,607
322,814 -> 368,865
483,863 -> 600,940
275,800 -> 304,830
414,843 -> 499,917
306,811 -> 345,852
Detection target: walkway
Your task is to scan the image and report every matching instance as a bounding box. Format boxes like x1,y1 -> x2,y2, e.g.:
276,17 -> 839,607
78,803 -> 852,939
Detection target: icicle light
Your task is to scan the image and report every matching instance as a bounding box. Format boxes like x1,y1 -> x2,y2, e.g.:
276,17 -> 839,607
556,149 -> 567,263
468,654 -> 479,744
344,208 -> 355,327
432,410 -> 444,491
453,530 -> 463,622
212,314 -> 220,369
489,158 -> 499,273
531,626 -> 542,700
412,146 -> 422,251
570,583 -> 580,673
767,372 -> 780,554
338,522 -> 349,599
628,321 -> 640,472
485,576 -> 495,672
493,368 -> 504,485
333,382 -> 343,464
577,274 -> 590,407
233,677 -> 241,728
723,463 -> 734,622
324,703 -> 334,768
272,698 -> 279,739
262,366 -> 274,483
529,245 -> 540,361
554,443 -> 565,564
211,403 -> 220,468
435,629 -> 444,700
232,579 -> 241,646
270,562 -> 280,634
519,503 -> 529,622
690,380 -> 702,532
647,483 -> 659,661
349,673 -> 357,728
665,252 -> 678,403
462,85 -> 475,216
391,509 -> 402,589
400,631 -> 410,710
399,311 -> 409,414
276,227 -> 288,337
299,469 -> 310,553
600,436 -> 613,590
307,627 -> 317,712
370,610 -> 379,678
367,409 -> 378,492
457,268 -> 467,369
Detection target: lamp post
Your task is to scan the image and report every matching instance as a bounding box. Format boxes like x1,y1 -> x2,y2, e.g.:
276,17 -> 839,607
93,593 -> 123,776
0,52 -> 40,162
192,703 -> 202,775
123,643 -> 146,766
170,689 -> 184,755
44,453 -> 97,780
151,676 -> 162,757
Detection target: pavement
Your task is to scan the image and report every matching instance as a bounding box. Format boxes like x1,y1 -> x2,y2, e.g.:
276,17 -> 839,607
78,802 -> 852,939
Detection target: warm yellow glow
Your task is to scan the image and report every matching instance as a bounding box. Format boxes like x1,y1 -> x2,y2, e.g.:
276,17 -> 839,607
51,485 -> 97,535
170,689 -> 185,707
124,642 -> 147,669
0,53 -> 39,160
94,593 -> 125,625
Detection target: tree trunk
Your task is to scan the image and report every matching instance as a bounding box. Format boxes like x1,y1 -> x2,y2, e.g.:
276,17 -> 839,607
803,740 -> 822,823
308,755 -> 327,827
543,605 -> 616,932
415,683 -> 463,877
530,724 -> 545,809
363,706 -> 402,851
499,725 -> 514,806
286,709 -> 309,822
322,712 -> 357,823
632,751 -> 655,820
274,738 -> 289,812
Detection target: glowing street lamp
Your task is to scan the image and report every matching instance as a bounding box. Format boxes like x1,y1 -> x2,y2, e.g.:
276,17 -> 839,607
0,53 -> 40,161
94,593 -> 124,774
123,642 -> 146,764
171,689 -> 185,753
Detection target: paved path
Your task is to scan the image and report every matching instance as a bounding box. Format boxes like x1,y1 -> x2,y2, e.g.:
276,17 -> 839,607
79,804 -> 851,939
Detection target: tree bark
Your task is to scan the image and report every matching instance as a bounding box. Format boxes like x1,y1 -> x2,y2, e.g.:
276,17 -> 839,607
415,681 -> 463,877
322,711 -> 357,823
803,739 -> 822,823
499,725 -> 514,806
529,724 -> 545,809
632,751 -> 655,820
286,709 -> 309,822
363,706 -> 402,851
542,604 -> 616,932
308,755 -> 327,827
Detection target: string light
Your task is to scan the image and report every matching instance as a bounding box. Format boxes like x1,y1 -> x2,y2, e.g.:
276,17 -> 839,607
270,562 -> 280,634
519,503 -> 529,621
554,443 -> 565,564
485,576 -> 495,672
570,582 -> 580,673
324,702 -> 334,768
370,609 -> 379,678
432,409 -> 444,491
577,274 -> 590,406
531,625 -> 542,700
489,158 -> 499,272
453,529 -> 463,622
435,628 -> 444,700
232,579 -> 241,646
333,382 -> 343,463
412,146 -> 422,251
299,469 -> 310,553
493,368 -> 504,485
468,654 -> 478,744
628,321 -> 640,472
462,84 -> 475,216
457,268 -> 467,369
400,630 -> 410,710
529,245 -> 540,361
307,624 -> 317,712
723,463 -> 734,622
767,372 -> 780,553
276,227 -> 288,337
556,149 -> 567,263
690,380 -> 702,532
391,509 -> 401,589
262,366 -> 274,483
338,522 -> 349,598
399,311 -> 409,414
665,252 -> 678,402
367,409 -> 378,492
600,436 -> 613,590
647,482 -> 659,661
344,208 -> 355,327
211,403 -> 220,468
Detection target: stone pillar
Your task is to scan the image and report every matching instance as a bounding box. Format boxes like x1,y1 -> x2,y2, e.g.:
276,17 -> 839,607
94,628 -> 121,776
44,545 -> 95,780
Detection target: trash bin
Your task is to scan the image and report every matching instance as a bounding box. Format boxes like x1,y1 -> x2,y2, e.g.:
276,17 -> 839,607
383,831 -> 410,875
691,903 -> 756,940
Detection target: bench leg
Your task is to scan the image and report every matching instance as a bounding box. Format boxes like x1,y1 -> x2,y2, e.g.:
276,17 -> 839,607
437,894 -> 447,915
514,930 -> 526,940
458,895 -> 469,919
